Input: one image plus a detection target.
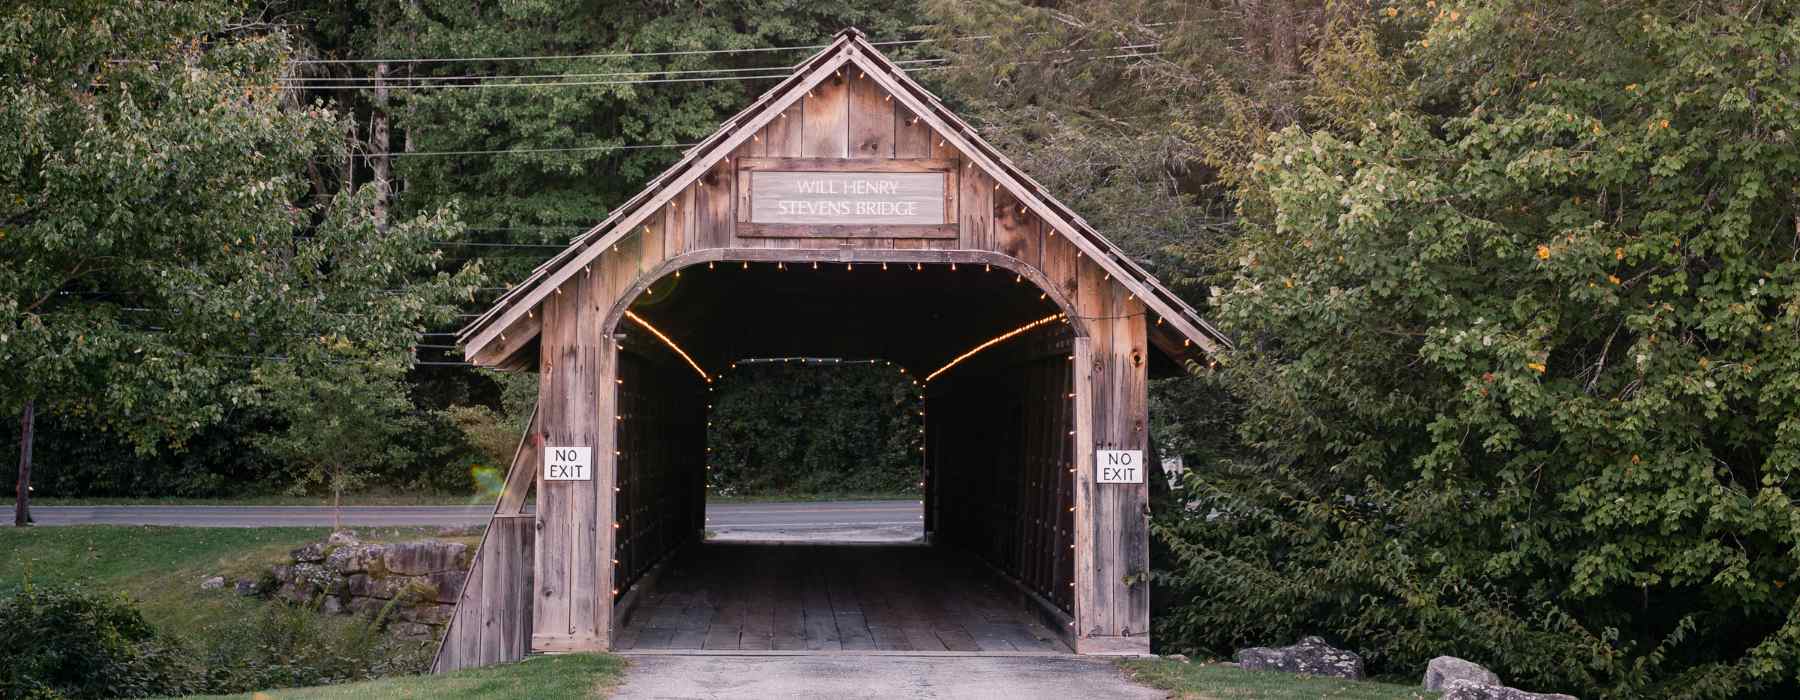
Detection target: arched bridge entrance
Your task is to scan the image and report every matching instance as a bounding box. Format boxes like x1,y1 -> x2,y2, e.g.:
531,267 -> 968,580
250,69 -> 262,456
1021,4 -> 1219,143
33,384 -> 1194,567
435,28 -> 1228,672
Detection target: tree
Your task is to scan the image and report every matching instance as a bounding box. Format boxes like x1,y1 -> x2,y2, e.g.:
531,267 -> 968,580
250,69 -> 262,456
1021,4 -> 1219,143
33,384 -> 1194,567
257,359 -> 416,531
1159,1 -> 1800,697
0,1 -> 480,520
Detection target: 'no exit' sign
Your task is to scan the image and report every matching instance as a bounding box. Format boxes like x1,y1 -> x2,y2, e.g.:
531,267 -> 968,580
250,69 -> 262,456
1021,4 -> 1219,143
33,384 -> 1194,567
544,446 -> 592,481
1096,450 -> 1144,484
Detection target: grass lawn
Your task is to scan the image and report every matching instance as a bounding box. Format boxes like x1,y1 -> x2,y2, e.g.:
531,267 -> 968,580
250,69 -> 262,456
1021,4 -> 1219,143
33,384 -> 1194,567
32,490 -> 482,507
183,654 -> 627,700
1121,659 -> 1439,700
0,524 -> 480,638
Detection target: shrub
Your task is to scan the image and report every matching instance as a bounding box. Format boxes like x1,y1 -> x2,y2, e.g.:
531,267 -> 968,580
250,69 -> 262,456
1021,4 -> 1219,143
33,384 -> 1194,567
1155,3 -> 1800,699
194,596 -> 432,693
0,585 -> 192,699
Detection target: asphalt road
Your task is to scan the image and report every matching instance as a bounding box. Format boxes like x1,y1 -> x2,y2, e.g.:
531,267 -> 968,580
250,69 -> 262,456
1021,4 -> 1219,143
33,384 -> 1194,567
22,500 -> 924,541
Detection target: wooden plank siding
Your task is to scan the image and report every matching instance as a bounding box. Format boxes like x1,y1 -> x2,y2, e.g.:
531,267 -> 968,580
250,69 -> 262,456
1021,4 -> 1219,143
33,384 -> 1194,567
444,31 -> 1162,667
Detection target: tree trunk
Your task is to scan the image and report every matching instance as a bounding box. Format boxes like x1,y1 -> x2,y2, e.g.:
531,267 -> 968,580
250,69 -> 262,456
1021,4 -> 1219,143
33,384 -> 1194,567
15,399 -> 34,527
372,61 -> 391,229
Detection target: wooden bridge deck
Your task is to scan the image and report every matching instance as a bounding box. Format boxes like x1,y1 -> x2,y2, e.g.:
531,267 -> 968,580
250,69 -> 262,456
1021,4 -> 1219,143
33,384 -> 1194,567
615,543 -> 1069,653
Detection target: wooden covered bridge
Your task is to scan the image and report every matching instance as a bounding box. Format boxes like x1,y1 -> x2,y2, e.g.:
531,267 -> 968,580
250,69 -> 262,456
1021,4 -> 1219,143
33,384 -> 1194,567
434,28 -> 1229,672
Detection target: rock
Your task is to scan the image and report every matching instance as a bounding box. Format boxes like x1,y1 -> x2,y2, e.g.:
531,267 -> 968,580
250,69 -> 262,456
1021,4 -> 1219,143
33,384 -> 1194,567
427,569 -> 467,604
382,540 -> 468,576
321,595 -> 347,615
1426,656 -> 1502,691
290,542 -> 328,563
402,603 -> 454,626
200,575 -> 226,591
325,543 -> 386,575
1234,636 -> 1364,680
389,621 -> 437,641
1164,654 -> 1190,663
1441,680 -> 1578,700
346,573 -> 408,600
234,579 -> 260,597
328,530 -> 360,546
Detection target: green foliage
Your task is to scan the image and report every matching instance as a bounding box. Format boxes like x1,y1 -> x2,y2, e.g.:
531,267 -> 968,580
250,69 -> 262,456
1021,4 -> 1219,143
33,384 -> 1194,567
194,598 -> 430,693
706,363 -> 922,496
0,585 -> 192,699
1151,1 -> 1800,698
0,1 -> 481,457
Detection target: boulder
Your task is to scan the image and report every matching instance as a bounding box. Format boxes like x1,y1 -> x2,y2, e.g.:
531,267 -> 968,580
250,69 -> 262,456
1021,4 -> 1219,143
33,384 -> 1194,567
199,575 -> 226,591
427,569 -> 467,604
234,579 -> 260,597
325,543 -> 386,575
1234,636 -> 1364,680
1426,656 -> 1501,691
402,603 -> 454,626
1442,680 -> 1578,700
327,530 -> 360,546
345,573 -> 407,600
290,542 -> 328,563
321,595 -> 347,615
382,540 -> 468,576
389,622 -> 437,641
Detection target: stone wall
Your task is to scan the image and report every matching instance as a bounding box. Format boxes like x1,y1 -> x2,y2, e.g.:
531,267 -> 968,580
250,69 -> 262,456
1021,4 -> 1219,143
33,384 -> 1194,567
267,530 -> 471,641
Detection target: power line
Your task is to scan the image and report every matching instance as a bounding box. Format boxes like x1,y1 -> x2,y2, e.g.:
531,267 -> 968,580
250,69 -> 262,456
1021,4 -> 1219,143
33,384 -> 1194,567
289,37 -> 939,66
390,142 -> 695,158
281,70 -> 797,91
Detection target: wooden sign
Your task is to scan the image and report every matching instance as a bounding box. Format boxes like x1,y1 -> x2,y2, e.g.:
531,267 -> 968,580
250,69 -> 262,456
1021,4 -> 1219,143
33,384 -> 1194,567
1096,450 -> 1144,484
544,446 -> 592,481
736,157 -> 957,238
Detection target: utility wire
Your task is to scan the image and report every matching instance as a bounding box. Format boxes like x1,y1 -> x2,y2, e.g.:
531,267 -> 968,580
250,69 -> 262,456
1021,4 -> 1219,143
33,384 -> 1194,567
289,38 -> 941,66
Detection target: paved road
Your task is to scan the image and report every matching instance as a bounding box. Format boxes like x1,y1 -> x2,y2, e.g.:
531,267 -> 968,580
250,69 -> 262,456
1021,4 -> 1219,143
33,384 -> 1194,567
611,654 -> 1162,700
23,500 -> 923,540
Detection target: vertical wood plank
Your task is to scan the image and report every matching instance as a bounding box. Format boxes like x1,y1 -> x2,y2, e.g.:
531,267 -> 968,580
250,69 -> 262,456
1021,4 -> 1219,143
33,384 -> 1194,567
666,187 -> 695,256
764,103 -> 805,157
1076,255 -> 1113,639
993,190 -> 1042,269
959,158 -> 992,251
895,106 -> 931,158
696,158 -> 734,250
802,70 -> 849,158
534,288 -> 573,643
848,70 -> 894,158
1114,293 -> 1150,637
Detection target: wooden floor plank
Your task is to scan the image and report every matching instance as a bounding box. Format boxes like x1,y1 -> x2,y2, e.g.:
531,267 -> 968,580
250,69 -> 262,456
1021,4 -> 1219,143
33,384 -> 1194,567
614,542 -> 1074,655
702,624 -> 741,650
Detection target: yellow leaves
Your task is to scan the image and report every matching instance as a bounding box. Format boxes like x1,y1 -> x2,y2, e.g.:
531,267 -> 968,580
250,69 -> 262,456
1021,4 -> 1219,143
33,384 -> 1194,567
1615,247 -> 1626,261
1384,6 -> 1400,17
1659,119 -> 1671,129
1528,361 -> 1547,374
1699,357 -> 1710,369
1536,245 -> 1551,260
1608,275 -> 1621,285
1624,83 -> 1639,92
1631,454 -> 1641,465
1284,278 -> 1295,288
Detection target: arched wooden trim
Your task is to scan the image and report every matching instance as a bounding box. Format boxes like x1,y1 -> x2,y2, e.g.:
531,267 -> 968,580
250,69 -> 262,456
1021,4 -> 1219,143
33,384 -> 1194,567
598,247 -> 1090,341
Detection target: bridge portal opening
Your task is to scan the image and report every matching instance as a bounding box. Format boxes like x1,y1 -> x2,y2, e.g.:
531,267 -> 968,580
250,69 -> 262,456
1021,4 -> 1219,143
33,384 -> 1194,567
607,258 -> 1078,652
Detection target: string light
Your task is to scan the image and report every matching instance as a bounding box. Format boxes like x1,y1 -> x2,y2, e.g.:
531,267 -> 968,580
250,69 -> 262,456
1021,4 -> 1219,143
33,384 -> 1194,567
925,313 -> 1064,382
624,310 -> 710,382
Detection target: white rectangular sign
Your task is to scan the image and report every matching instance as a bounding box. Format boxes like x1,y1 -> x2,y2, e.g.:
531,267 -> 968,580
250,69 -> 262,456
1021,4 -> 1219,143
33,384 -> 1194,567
1096,450 -> 1145,484
749,171 -> 946,225
543,446 -> 592,481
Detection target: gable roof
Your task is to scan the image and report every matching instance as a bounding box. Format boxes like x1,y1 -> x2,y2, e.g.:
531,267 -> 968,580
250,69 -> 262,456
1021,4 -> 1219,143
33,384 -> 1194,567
458,28 -> 1231,366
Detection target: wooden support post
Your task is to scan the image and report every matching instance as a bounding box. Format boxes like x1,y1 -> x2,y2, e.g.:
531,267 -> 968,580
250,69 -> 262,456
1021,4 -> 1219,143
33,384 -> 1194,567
532,272 -> 610,652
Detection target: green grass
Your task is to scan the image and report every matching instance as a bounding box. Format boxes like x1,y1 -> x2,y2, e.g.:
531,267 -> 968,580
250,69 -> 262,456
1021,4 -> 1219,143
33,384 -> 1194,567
181,654 -> 627,699
32,490 -> 482,507
0,525 -> 480,638
1121,659 -> 1438,700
